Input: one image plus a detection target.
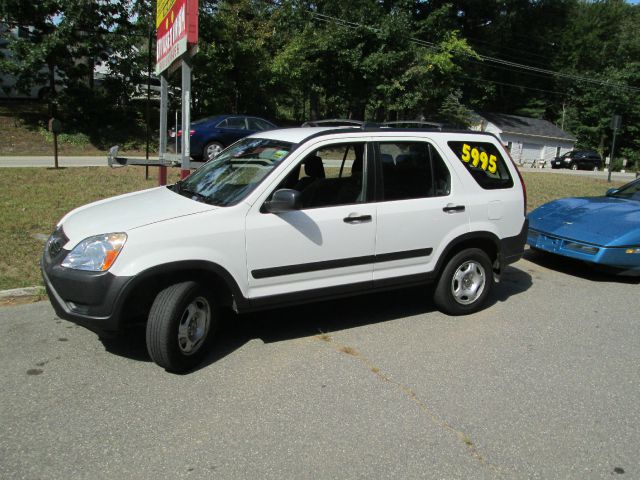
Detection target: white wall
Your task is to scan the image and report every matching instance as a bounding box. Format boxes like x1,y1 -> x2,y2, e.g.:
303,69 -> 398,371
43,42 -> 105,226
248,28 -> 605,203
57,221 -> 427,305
500,133 -> 574,165
472,120 -> 576,165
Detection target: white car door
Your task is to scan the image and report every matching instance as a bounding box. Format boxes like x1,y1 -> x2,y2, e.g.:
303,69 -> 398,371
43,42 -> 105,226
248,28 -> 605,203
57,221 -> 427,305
245,141 -> 376,300
372,138 -> 471,281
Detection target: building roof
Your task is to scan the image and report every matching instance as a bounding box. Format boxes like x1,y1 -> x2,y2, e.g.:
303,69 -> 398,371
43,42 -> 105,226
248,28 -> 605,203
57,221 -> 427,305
479,112 -> 576,141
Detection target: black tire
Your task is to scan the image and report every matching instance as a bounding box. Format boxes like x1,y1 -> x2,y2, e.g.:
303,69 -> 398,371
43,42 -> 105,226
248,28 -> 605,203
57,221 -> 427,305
433,248 -> 493,316
203,141 -> 224,162
146,281 -> 218,373
571,163 -> 578,171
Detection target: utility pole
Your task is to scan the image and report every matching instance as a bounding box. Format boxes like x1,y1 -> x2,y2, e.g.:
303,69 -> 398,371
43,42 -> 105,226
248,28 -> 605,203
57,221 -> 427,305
608,115 -> 622,183
145,22 -> 152,180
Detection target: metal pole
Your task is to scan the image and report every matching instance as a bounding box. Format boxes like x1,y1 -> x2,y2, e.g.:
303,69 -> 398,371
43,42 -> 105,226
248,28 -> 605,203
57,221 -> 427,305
53,131 -> 59,169
180,58 -> 192,179
159,73 -> 169,186
145,23 -> 152,180
607,128 -> 618,183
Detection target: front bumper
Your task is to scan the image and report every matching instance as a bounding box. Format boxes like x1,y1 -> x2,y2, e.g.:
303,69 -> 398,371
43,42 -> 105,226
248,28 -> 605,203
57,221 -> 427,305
41,250 -> 131,335
527,228 -> 640,273
551,160 -> 568,169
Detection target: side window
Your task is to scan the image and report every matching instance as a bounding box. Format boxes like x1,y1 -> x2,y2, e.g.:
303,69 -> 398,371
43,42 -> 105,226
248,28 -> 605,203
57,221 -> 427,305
248,118 -> 274,131
273,143 -> 367,209
226,117 -> 247,129
378,142 -> 451,201
216,119 -> 228,128
447,141 -> 514,190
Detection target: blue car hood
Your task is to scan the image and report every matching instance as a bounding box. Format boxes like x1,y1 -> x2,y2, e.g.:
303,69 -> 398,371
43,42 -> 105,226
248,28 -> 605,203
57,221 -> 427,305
528,196 -> 640,247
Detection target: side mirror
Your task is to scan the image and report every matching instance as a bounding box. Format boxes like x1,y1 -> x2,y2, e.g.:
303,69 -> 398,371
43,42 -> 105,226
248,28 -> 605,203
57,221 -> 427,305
264,189 -> 301,213
606,188 -> 618,196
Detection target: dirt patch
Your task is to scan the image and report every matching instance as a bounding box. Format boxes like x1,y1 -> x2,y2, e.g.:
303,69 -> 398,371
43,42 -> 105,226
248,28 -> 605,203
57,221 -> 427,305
0,294 -> 48,307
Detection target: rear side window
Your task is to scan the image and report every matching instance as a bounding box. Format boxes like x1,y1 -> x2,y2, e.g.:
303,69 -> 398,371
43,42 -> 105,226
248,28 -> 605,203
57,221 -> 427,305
447,141 -> 513,190
248,118 -> 275,130
378,142 -> 451,201
218,117 -> 247,130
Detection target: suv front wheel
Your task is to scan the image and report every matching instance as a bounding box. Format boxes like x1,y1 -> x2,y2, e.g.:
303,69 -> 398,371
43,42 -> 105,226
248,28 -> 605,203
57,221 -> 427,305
146,281 -> 218,372
434,248 -> 493,315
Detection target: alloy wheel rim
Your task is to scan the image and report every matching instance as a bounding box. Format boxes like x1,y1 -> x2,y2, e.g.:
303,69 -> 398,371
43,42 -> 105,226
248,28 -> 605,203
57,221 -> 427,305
177,296 -> 211,355
206,144 -> 222,161
451,261 -> 486,305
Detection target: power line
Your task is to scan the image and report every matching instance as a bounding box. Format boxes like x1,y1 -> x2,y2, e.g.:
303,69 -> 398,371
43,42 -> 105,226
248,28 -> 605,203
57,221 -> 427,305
458,74 -> 570,97
311,11 -> 640,94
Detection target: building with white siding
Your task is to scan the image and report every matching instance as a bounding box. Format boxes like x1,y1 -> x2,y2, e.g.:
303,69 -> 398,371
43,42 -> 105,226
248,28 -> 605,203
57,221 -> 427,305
471,112 -> 576,166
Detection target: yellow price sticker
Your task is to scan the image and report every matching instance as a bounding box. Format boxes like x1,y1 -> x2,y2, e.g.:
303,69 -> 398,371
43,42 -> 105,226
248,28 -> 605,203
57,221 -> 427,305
459,143 -> 497,174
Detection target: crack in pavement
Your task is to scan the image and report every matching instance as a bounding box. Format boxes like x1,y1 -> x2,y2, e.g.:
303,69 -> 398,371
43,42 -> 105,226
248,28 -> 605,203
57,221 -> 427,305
314,332 -> 507,478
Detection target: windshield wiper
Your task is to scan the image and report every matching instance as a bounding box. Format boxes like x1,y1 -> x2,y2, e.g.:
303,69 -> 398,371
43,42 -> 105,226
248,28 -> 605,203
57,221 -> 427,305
172,182 -> 217,205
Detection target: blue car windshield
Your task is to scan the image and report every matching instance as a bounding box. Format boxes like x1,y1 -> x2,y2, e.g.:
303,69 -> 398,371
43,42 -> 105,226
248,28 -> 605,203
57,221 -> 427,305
611,179 -> 640,200
172,138 -> 294,206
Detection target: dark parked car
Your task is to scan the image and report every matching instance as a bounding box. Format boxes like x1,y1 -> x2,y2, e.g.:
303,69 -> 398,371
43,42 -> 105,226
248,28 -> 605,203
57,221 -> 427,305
170,114 -> 277,161
551,150 -> 602,171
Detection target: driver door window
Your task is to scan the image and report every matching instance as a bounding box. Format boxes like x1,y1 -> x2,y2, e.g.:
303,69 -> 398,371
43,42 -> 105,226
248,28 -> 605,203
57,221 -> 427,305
274,142 -> 368,209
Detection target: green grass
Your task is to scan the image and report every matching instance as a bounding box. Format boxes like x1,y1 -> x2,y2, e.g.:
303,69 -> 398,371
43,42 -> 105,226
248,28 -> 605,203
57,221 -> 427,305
0,167 -> 630,290
521,172 -> 626,211
0,167 -> 180,290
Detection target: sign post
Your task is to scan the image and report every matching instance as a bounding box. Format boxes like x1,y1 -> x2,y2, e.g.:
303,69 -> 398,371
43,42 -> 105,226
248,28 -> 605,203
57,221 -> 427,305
180,58 -> 192,178
155,0 -> 198,184
48,118 -> 62,169
607,114 -> 622,183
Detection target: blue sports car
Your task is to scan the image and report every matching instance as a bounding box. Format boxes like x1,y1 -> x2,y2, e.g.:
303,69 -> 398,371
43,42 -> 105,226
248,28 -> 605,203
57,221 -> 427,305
527,177 -> 640,275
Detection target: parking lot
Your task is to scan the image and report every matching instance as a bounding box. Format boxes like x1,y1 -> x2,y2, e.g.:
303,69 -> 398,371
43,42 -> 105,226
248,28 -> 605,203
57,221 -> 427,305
1,250 -> 639,479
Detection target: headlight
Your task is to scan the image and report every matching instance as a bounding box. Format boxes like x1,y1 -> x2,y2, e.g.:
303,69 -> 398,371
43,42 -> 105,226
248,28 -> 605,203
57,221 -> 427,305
563,158 -> 571,162
62,233 -> 127,271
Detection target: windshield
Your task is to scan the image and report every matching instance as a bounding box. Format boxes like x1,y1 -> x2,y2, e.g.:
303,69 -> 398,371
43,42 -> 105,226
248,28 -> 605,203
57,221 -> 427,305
172,137 -> 294,206
610,178 -> 640,200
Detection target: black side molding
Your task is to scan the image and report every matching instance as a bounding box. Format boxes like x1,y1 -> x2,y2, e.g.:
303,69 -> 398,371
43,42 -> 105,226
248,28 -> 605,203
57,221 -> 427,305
252,248 -> 433,279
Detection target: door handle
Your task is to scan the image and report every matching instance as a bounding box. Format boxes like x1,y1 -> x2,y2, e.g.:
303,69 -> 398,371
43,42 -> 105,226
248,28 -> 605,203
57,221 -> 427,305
343,214 -> 372,223
443,204 -> 465,213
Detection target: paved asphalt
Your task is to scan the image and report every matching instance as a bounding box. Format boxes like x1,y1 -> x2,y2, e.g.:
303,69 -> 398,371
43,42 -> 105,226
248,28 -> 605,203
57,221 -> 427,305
0,155 -> 108,167
2,155 -> 637,184
1,252 -> 639,479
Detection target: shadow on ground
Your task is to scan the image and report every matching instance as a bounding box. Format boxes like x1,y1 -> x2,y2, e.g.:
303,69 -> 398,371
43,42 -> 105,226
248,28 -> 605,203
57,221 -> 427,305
524,249 -> 640,285
100,264 -> 533,373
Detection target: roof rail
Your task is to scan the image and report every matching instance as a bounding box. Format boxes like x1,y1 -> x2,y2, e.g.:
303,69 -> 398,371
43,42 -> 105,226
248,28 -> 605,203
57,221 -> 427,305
381,120 -> 451,131
301,119 -> 364,127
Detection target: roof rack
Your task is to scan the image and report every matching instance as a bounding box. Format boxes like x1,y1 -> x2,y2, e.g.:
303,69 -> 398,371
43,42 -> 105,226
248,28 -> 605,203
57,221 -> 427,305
301,119 -> 364,127
381,120 -> 450,131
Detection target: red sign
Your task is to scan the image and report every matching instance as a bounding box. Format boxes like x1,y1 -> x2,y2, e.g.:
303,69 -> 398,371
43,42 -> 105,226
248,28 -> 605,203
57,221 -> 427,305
155,0 -> 198,74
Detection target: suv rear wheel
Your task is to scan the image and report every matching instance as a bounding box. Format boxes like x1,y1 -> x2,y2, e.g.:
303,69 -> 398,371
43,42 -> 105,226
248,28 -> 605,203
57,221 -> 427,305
146,281 -> 218,373
434,248 -> 493,315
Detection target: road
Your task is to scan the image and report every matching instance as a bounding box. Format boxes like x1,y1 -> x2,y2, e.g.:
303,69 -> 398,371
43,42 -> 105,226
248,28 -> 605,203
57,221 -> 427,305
1,155 -> 638,182
0,155 -> 108,167
1,252 -> 639,479
519,166 -> 637,181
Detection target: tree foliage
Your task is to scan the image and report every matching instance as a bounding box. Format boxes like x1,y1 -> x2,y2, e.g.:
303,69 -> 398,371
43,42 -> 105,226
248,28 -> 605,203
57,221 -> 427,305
2,0 -> 639,165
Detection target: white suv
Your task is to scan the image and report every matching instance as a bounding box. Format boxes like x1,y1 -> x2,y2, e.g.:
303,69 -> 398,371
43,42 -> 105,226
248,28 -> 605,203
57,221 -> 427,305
42,127 -> 527,372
